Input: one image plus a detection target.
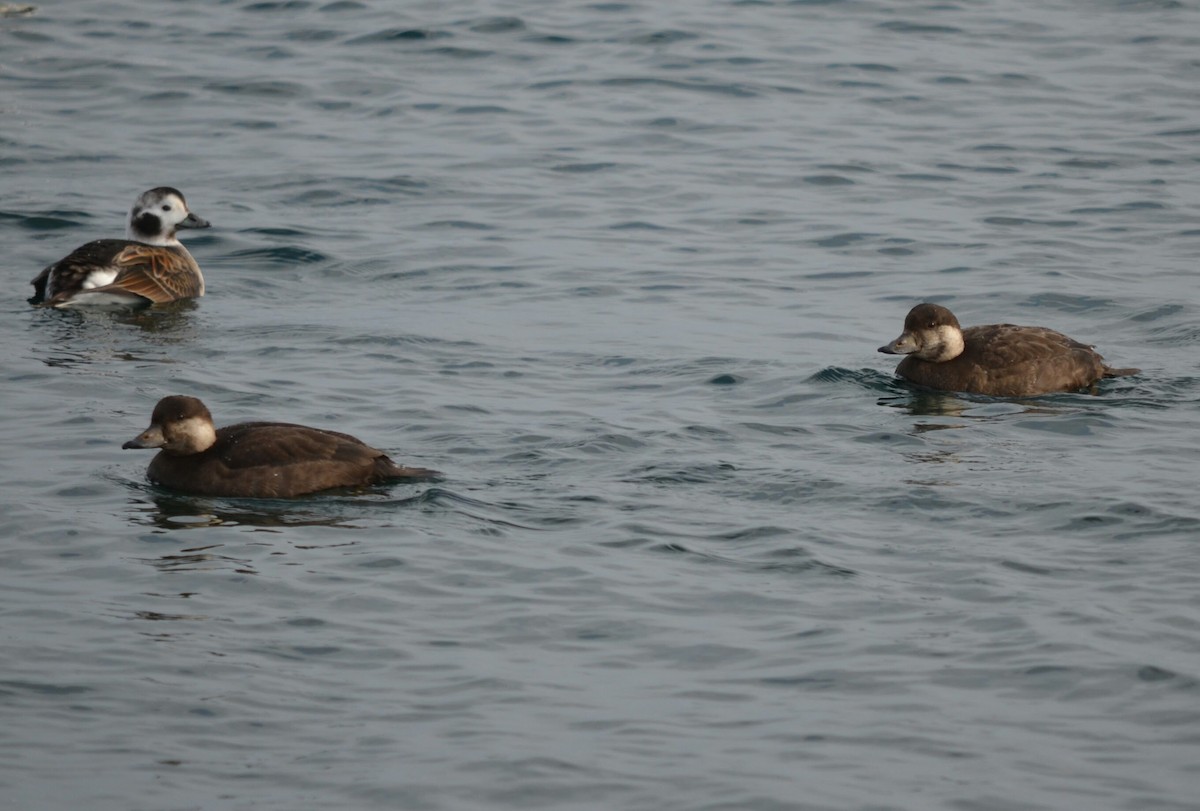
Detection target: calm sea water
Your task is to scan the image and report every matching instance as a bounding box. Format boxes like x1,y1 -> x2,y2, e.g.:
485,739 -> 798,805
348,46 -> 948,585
2,1 -> 1199,809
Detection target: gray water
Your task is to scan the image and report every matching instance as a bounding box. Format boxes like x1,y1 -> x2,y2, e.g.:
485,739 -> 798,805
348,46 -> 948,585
2,1 -> 1199,809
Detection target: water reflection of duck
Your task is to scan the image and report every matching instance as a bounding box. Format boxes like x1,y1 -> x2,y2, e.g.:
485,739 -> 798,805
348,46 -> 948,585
879,303 -> 1139,397
124,396 -> 441,498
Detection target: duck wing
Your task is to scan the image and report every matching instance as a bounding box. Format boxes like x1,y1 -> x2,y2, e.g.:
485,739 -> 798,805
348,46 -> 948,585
79,244 -> 203,304
203,423 -> 438,497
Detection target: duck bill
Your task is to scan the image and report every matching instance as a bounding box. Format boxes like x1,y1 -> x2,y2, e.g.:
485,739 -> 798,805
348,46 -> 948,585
178,212 -> 211,230
878,332 -> 918,355
123,425 -> 166,450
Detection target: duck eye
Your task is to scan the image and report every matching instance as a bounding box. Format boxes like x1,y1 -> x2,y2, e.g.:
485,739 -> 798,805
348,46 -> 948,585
161,204 -> 172,212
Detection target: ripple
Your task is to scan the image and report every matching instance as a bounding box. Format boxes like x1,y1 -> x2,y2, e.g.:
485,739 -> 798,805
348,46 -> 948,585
346,28 -> 452,44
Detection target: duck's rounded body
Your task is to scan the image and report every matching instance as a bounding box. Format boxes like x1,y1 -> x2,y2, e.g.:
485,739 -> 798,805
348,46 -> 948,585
30,187 -> 209,308
123,396 -> 439,498
878,303 -> 1138,397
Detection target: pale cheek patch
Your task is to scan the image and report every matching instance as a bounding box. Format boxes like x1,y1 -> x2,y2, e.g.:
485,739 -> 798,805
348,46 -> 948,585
931,325 -> 965,361
170,417 -> 218,453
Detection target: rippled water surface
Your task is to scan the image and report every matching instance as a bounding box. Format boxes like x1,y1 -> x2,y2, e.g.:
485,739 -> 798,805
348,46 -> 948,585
3,1 -> 1199,809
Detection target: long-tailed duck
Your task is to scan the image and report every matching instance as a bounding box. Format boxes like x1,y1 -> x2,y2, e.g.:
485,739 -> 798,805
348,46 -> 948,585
878,303 -> 1139,397
123,396 -> 441,498
30,187 -> 210,307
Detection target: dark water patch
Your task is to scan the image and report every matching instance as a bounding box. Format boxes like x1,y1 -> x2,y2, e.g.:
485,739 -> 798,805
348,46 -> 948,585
811,231 -> 879,248
1144,323 -> 1200,346
803,269 -> 873,281
1136,666 -> 1176,683
3,212 -> 85,231
1116,0 -> 1185,9
524,34 -> 577,45
419,488 -> 567,531
430,47 -> 494,59
284,29 -> 342,43
137,543 -> 258,574
1129,303 -> 1184,322
835,80 -> 887,89
359,175 -> 429,193
898,172 -> 958,184
230,119 -> 280,130
629,30 -> 698,45
600,76 -> 759,98
937,162 -> 1020,174
141,91 -> 192,102
690,542 -> 858,577
827,62 -> 898,72
999,559 -> 1060,576
1020,292 -> 1118,313
240,227 -> 312,238
424,220 -> 495,230
550,162 -> 618,173
1057,158 -> 1119,170
469,17 -> 525,34
528,79 -> 575,91
226,246 -> 329,264
5,27 -> 48,45
708,373 -> 743,386
983,216 -> 1081,228
243,1 -> 313,11
0,680 -> 91,697
1069,201 -> 1165,214
567,285 -> 621,297
321,0 -> 366,10
854,430 -> 925,447
133,610 -> 207,622
808,366 -> 894,389
753,552 -> 857,578
803,174 -> 855,186
610,220 -> 673,231
347,28 -> 452,44
819,163 -> 876,174
557,432 -> 647,455
626,463 -> 739,485
710,525 -> 792,542
738,422 -> 812,437
205,80 -> 308,98
877,21 -> 963,35
454,105 -> 511,114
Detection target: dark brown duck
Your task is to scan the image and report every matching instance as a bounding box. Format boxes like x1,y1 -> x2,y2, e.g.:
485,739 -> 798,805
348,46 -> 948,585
123,395 -> 440,498
878,303 -> 1139,397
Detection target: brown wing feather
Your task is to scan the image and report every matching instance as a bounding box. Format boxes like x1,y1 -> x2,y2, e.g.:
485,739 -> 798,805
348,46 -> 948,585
35,240 -> 203,306
97,244 -> 204,303
215,423 -> 380,471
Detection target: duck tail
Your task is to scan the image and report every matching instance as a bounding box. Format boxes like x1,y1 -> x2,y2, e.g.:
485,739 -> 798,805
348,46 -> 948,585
1103,366 -> 1140,378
